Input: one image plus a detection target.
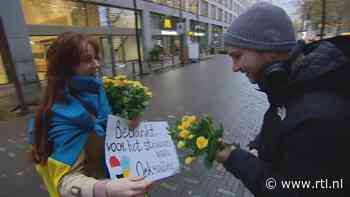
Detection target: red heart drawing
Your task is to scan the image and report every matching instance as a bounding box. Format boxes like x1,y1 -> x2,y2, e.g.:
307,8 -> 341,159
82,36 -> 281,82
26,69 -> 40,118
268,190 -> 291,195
109,156 -> 120,167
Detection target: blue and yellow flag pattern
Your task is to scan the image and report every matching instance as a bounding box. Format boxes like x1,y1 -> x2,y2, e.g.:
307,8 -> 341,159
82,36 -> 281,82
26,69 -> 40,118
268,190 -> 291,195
27,76 -> 111,197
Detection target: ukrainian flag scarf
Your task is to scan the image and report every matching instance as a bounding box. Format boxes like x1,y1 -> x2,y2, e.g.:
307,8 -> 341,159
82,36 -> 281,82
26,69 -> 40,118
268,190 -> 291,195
27,76 -> 111,197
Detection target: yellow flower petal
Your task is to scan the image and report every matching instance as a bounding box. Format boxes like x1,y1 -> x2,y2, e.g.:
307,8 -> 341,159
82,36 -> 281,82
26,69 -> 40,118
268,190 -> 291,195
185,156 -> 194,165
177,141 -> 186,149
182,115 -> 190,123
103,79 -> 113,86
113,79 -> 126,87
178,130 -> 190,139
123,170 -> 129,178
189,115 -> 197,123
196,136 -> 208,150
182,121 -> 192,130
115,75 -> 127,81
146,91 -> 153,97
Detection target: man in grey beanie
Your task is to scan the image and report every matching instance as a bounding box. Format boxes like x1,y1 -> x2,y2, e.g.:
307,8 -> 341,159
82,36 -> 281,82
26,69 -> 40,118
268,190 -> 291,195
214,2 -> 350,197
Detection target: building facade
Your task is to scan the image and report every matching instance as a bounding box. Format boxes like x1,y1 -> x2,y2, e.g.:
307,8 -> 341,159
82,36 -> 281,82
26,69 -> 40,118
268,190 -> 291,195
0,0 -> 255,105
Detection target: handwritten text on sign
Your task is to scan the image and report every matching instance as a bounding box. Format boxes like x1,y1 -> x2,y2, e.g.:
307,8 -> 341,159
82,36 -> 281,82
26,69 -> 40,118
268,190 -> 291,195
105,115 -> 180,181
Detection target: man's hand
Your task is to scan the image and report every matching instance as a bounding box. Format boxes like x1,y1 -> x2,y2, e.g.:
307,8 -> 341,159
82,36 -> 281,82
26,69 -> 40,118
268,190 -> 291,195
215,138 -> 237,163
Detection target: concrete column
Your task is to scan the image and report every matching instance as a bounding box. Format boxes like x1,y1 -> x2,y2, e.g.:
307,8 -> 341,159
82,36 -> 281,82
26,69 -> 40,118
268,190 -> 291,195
185,18 -> 191,46
0,0 -> 41,105
141,9 -> 153,61
208,23 -> 213,47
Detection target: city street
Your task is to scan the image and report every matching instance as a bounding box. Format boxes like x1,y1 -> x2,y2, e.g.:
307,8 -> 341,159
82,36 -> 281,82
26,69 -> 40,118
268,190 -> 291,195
0,55 -> 269,197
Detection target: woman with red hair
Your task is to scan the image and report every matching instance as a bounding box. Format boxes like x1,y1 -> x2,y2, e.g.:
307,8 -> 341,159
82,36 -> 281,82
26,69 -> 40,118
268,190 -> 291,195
28,32 -> 152,197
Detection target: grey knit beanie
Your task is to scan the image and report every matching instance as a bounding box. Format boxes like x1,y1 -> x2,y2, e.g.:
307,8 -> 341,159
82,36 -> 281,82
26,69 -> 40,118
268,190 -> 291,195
224,2 -> 296,52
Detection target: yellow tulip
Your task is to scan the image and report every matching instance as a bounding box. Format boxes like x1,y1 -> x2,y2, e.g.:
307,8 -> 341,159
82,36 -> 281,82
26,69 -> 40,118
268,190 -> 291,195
103,79 -> 113,86
189,115 -> 197,123
178,130 -> 190,139
185,156 -> 195,165
143,86 -> 149,91
146,91 -> 153,97
177,141 -> 186,149
177,124 -> 184,130
115,75 -> 127,81
113,80 -> 125,87
196,136 -> 208,150
181,120 -> 191,130
127,80 -> 142,88
181,115 -> 197,127
181,115 -> 190,123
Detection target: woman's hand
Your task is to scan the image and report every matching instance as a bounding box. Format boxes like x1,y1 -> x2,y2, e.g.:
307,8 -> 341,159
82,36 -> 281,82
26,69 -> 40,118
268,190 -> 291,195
128,117 -> 141,129
106,176 -> 153,197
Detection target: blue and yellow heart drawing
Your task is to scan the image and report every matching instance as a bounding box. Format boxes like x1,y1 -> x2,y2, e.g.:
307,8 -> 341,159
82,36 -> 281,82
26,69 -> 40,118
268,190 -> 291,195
109,155 -> 130,179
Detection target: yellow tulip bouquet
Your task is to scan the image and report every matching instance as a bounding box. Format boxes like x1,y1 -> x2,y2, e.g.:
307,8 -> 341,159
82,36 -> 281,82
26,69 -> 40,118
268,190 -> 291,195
103,75 -> 152,119
168,115 -> 224,168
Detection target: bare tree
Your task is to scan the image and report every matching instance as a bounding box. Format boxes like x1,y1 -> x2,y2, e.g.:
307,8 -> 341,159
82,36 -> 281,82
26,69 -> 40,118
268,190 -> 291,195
299,0 -> 348,36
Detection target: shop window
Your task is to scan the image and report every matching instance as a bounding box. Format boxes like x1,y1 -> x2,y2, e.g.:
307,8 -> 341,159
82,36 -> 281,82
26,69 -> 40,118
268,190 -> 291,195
29,35 -> 142,80
0,54 -> 8,84
21,0 -> 138,29
30,36 -> 57,80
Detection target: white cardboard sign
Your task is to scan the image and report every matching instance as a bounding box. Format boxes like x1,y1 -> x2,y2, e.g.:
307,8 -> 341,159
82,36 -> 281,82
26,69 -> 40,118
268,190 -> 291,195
105,115 -> 180,181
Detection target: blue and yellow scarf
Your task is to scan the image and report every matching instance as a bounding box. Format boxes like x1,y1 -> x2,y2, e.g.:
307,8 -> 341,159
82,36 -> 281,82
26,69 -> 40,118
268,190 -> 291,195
27,76 -> 111,197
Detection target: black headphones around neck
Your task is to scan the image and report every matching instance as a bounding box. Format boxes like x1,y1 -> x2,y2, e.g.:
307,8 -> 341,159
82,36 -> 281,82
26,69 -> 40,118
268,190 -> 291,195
259,40 -> 306,92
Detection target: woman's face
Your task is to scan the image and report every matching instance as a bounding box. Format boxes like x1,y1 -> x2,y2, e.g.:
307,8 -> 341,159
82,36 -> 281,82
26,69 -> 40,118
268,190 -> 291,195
74,43 -> 99,76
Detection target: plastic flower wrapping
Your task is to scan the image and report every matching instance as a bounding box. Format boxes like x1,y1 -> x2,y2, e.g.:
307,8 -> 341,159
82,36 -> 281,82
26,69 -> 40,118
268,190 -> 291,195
168,115 -> 224,168
103,75 -> 152,119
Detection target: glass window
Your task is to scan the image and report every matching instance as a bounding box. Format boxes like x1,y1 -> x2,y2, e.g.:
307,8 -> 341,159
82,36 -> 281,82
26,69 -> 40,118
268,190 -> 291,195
188,0 -> 198,15
29,35 -> 142,80
0,54 -> 8,84
234,2 -> 238,15
152,35 -> 180,56
21,0 -> 88,26
201,0 -> 209,17
21,0 -> 138,29
151,13 -> 181,31
30,36 -> 57,80
98,7 -> 138,29
96,35 -> 142,65
211,25 -> 223,47
218,8 -> 223,21
150,0 -> 181,9
211,5 -> 216,20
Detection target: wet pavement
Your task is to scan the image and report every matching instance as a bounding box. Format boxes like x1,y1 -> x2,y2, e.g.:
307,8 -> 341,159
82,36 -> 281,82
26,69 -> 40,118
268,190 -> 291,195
0,55 -> 269,197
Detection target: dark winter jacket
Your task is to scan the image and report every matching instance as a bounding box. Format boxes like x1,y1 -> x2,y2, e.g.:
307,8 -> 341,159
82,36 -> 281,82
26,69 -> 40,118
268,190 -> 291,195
223,40 -> 350,197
